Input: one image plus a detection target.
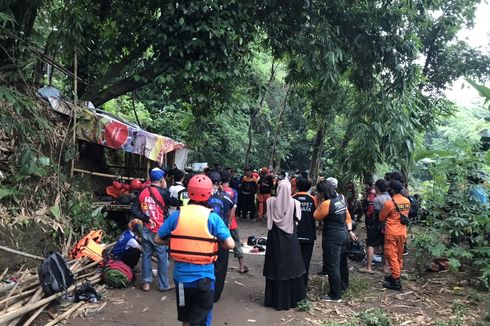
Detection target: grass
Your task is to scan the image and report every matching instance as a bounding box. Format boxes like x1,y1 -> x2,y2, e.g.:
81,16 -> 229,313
342,276 -> 372,300
356,309 -> 391,326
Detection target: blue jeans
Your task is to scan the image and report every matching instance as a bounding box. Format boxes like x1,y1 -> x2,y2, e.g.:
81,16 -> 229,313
141,227 -> 170,290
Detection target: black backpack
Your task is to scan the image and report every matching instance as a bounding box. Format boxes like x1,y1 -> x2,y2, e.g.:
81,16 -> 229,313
407,195 -> 419,219
38,252 -> 74,295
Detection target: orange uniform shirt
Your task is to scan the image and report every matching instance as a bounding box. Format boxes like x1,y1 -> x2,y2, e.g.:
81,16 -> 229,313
313,199 -> 352,226
379,194 -> 410,236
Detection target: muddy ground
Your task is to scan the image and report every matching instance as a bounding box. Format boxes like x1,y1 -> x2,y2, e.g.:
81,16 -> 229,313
43,220 -> 489,325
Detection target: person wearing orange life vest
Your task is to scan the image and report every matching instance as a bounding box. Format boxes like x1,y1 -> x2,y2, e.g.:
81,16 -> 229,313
131,167 -> 179,292
379,180 -> 410,291
155,174 -> 234,326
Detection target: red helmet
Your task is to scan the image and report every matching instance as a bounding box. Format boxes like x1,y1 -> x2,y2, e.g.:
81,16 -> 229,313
130,179 -> 143,190
187,174 -> 213,202
112,180 -> 122,189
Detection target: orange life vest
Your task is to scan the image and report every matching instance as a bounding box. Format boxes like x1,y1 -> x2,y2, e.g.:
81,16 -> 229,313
169,205 -> 218,264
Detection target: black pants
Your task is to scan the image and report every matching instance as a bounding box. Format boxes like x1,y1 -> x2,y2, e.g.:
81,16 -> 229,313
213,247 -> 229,302
323,231 -> 348,300
237,194 -> 255,219
300,242 -> 314,287
120,248 -> 141,269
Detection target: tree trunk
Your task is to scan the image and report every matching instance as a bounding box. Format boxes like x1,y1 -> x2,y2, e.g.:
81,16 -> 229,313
309,118 -> 327,182
244,59 -> 277,167
269,85 -> 291,168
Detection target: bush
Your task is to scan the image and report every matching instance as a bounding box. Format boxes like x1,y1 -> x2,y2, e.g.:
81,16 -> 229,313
356,309 -> 391,326
412,153 -> 490,288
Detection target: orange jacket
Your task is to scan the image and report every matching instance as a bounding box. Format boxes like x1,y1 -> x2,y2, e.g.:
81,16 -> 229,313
169,205 -> 218,264
379,194 -> 410,236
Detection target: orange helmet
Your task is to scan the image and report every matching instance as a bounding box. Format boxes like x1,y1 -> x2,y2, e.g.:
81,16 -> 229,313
130,178 -> 143,190
187,174 -> 213,202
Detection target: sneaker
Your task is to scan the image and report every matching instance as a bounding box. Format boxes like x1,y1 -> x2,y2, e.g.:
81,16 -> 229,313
322,295 -> 342,303
403,245 -> 408,256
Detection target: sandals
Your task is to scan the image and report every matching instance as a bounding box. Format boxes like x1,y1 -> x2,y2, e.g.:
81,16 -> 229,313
141,282 -> 150,292
238,266 -> 249,274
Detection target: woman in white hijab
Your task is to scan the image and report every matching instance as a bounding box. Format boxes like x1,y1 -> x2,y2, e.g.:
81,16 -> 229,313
263,179 -> 306,311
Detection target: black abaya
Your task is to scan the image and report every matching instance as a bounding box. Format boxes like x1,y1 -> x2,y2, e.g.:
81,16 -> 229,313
263,224 -> 306,310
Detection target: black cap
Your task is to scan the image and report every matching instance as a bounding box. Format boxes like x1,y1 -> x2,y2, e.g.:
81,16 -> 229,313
209,172 -> 221,184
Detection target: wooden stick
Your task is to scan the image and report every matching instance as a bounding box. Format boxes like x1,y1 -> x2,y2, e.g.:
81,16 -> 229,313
45,301 -> 85,326
4,268 -> 28,309
72,168 -> 136,180
0,287 -> 37,306
0,246 -> 44,261
0,267 -> 8,279
23,303 -> 49,326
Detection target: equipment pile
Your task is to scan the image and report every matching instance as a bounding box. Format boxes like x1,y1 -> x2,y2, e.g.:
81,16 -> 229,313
0,231 -> 109,325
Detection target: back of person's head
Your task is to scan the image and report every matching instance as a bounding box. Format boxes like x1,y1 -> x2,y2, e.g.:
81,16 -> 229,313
220,170 -> 231,183
296,176 -> 311,192
390,172 -> 405,184
326,177 -> 338,190
173,169 -> 185,182
389,180 -> 404,194
209,172 -> 221,185
300,171 -> 308,178
363,175 -> 374,187
316,180 -> 337,200
384,172 -> 392,182
374,179 -> 388,193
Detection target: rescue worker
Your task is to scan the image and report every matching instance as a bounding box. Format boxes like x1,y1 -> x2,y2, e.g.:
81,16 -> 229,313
155,174 -> 234,326
314,180 -> 357,302
292,175 -> 317,287
379,180 -> 410,291
110,219 -> 143,269
257,167 -> 273,221
131,167 -> 179,292
207,172 -> 234,302
237,168 -> 258,220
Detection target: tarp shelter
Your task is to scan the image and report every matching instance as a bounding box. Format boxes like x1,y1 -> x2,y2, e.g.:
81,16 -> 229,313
37,86 -> 188,167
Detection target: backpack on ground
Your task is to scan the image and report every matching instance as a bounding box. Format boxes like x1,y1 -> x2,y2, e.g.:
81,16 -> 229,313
38,252 -> 74,296
102,259 -> 134,288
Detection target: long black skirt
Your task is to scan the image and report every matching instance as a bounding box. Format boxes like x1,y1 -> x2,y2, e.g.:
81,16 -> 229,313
264,277 -> 306,311
263,223 -> 306,310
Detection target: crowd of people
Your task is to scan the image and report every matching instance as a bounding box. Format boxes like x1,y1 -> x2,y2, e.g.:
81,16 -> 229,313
109,165 -> 415,326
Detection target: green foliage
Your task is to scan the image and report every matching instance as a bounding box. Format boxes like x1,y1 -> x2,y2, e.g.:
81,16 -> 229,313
467,79 -> 490,108
356,309 -> 391,326
296,299 -> 311,312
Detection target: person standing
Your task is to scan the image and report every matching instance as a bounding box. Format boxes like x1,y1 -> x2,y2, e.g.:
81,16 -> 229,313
155,174 -> 234,326
207,172 -> 234,302
169,169 -> 187,213
237,168 -> 258,220
313,180 -> 357,302
263,179 -> 306,311
257,167 -> 273,221
221,170 -> 249,274
360,179 -> 390,274
131,167 -> 178,292
379,180 -> 410,291
292,176 -> 317,287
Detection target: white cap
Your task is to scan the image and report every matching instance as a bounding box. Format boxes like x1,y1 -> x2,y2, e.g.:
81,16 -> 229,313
326,177 -> 338,189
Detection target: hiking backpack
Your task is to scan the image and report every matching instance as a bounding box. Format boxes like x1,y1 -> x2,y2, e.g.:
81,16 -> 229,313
38,252 -> 74,296
406,195 -> 419,219
102,259 -> 134,288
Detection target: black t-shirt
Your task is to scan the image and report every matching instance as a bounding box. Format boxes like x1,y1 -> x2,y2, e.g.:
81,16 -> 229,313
293,192 -> 317,243
258,175 -> 273,194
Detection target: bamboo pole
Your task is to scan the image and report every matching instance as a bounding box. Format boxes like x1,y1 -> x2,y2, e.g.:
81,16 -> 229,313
72,168 -> 134,180
23,303 -> 49,326
44,301 -> 84,326
70,50 -> 78,178
0,246 -> 44,261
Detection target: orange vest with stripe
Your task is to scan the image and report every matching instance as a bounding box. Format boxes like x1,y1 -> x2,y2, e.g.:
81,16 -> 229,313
169,205 -> 218,264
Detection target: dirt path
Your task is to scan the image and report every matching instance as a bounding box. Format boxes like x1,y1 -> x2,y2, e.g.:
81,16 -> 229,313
66,221 -> 488,326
